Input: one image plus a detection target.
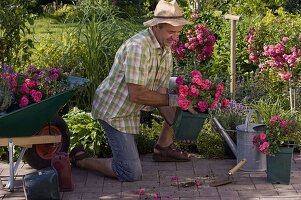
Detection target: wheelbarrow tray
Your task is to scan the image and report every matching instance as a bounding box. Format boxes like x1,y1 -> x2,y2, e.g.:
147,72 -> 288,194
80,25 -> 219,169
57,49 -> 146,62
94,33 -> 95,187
0,76 -> 88,137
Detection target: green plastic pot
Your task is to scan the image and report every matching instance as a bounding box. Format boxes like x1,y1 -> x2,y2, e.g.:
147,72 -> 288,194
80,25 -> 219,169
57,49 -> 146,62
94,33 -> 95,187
267,146 -> 294,184
172,108 -> 208,141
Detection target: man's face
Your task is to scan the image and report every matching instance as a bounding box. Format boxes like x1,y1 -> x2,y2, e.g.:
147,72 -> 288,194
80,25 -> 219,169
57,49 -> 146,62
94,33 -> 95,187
153,23 -> 183,47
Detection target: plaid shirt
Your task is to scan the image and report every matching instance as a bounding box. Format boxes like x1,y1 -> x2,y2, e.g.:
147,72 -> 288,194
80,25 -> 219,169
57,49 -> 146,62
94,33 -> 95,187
91,28 -> 173,134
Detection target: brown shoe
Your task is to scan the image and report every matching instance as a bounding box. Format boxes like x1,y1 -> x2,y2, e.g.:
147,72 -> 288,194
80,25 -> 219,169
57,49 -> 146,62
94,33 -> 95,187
152,143 -> 191,162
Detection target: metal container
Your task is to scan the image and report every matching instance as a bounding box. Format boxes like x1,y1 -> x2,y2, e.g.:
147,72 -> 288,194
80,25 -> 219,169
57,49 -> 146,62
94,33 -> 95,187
236,109 -> 267,171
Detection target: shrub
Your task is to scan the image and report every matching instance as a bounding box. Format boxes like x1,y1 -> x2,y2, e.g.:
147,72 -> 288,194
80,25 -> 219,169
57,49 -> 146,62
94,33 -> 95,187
137,114 -> 162,154
63,107 -> 111,157
0,0 -> 34,66
196,118 -> 225,158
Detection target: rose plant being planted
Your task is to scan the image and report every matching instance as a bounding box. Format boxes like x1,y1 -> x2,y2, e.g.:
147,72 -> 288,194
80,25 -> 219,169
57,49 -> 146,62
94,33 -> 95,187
175,69 -> 229,113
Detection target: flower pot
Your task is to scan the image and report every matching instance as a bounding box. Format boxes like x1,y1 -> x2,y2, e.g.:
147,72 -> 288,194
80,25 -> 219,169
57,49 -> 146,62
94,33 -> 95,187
172,108 -> 208,141
267,146 -> 294,184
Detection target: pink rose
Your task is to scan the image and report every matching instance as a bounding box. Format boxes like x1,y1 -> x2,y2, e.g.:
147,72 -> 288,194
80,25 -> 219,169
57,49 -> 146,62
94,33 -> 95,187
270,115 -> 281,122
259,133 -> 266,141
280,120 -> 288,128
221,98 -> 230,109
175,75 -> 184,85
191,70 -> 202,79
178,85 -> 189,97
188,85 -> 199,97
178,97 -> 190,110
30,90 -> 43,103
20,83 -> 30,94
197,101 -> 208,113
19,96 -> 29,108
25,79 -> 36,88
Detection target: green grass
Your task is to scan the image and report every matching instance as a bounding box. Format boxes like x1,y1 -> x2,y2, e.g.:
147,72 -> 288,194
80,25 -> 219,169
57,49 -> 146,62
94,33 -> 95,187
29,16 -> 76,39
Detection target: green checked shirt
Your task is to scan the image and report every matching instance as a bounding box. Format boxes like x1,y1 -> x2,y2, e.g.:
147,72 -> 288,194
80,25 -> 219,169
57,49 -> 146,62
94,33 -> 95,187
91,28 -> 173,134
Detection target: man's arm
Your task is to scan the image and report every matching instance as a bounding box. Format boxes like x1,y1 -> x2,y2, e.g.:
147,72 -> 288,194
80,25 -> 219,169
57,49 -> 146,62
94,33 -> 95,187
127,83 -> 169,106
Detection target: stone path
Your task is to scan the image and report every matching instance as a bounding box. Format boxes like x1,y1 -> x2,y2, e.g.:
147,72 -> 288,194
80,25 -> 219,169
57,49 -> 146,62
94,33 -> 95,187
0,153 -> 301,200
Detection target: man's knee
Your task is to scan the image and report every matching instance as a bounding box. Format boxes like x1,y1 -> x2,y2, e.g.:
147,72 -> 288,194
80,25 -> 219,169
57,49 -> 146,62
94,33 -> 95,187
115,160 -> 142,181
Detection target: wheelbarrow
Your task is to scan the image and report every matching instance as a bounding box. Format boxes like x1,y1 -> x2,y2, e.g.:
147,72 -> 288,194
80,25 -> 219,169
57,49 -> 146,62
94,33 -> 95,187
0,76 -> 89,191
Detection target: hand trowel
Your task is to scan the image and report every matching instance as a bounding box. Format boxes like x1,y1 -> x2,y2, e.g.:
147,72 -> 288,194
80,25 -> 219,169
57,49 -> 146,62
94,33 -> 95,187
210,159 -> 247,187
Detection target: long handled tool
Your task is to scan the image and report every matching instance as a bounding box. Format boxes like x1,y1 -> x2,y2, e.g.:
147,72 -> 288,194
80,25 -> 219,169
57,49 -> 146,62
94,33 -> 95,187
210,159 -> 247,187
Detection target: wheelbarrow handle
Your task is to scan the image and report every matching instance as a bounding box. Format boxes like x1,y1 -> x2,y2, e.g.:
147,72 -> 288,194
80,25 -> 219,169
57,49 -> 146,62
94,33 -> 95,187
228,159 -> 247,175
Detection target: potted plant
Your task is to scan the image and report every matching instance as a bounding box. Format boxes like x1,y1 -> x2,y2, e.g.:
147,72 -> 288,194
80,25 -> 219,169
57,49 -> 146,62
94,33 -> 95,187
172,69 -> 229,142
253,115 -> 301,184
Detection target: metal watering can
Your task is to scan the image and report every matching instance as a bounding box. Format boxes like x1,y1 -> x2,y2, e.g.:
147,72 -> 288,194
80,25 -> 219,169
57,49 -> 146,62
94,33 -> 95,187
213,109 -> 267,171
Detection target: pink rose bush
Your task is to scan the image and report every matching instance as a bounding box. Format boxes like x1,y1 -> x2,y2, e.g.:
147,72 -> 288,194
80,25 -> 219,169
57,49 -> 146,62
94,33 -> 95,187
172,24 -> 215,63
171,23 -> 216,76
175,69 -> 229,113
253,115 -> 301,155
246,28 -> 301,84
0,65 -> 69,110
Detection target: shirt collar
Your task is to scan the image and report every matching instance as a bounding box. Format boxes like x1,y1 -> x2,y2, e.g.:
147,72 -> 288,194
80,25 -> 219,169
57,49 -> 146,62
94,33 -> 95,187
147,28 -> 171,55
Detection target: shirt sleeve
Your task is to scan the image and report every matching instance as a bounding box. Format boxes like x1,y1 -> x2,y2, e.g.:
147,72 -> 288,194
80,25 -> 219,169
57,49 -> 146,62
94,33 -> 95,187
124,43 -> 149,86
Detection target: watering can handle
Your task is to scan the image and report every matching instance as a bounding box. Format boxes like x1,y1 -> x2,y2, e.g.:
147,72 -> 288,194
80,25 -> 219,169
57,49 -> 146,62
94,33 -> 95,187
245,109 -> 262,131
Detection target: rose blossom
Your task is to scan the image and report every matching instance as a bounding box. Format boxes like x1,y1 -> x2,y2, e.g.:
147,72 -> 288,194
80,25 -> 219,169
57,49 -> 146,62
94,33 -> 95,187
197,101 -> 209,113
19,96 -> 29,108
178,97 -> 190,110
175,75 -> 184,85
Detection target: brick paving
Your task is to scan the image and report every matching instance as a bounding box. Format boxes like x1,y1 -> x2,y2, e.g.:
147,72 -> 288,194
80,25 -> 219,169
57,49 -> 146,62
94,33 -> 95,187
0,153 -> 300,200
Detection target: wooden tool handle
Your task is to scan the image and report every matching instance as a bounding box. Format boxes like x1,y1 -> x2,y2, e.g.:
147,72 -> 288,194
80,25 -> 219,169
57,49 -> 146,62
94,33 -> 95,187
228,159 -> 247,175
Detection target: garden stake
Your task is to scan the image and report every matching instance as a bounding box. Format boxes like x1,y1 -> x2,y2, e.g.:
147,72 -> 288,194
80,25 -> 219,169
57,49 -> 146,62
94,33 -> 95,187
224,14 -> 242,100
210,159 -> 247,187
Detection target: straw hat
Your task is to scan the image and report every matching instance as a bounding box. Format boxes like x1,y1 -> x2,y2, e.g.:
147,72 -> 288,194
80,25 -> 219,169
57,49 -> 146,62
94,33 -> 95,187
143,0 -> 192,27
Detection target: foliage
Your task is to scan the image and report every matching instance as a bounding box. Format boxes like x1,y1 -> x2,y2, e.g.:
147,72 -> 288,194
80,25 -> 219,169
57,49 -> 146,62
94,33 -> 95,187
0,0 -> 35,67
0,65 -> 69,111
250,96 -> 290,123
212,100 -> 247,130
196,118 -> 225,158
175,70 -> 229,113
136,114 -> 162,154
253,115 -> 301,155
70,0 -> 139,111
0,78 -> 13,113
235,71 -> 286,104
113,0 -> 145,18
53,4 -> 78,22
285,0 -> 301,13
230,0 -> 285,16
29,32 -> 81,72
28,3 -> 143,111
63,107 -> 112,157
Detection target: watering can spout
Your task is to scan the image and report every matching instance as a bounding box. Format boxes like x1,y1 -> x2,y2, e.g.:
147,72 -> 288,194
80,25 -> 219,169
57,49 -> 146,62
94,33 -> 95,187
213,117 -> 237,158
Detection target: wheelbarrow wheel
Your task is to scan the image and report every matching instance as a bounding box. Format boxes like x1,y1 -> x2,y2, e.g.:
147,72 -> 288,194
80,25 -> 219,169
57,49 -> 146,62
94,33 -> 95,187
23,115 -> 70,170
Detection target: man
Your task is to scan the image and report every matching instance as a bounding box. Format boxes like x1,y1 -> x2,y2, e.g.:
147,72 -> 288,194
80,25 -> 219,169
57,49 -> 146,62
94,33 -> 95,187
70,0 -> 192,182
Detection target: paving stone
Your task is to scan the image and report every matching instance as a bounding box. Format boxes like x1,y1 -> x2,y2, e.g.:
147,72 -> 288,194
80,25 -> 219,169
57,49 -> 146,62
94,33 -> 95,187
218,188 -> 239,197
0,153 -> 300,200
277,189 -> 298,196
62,192 -> 82,200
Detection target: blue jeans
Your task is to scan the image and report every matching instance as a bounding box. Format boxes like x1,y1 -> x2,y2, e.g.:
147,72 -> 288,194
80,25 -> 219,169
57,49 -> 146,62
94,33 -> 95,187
99,120 -> 142,181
